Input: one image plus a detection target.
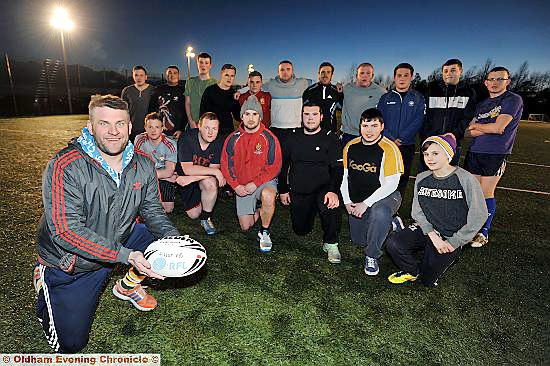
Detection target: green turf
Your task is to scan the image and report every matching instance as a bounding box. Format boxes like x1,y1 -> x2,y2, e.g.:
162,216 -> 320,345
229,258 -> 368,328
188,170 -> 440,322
0,116 -> 549,365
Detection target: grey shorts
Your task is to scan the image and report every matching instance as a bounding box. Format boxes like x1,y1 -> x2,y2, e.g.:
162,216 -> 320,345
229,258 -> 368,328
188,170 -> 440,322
236,179 -> 277,216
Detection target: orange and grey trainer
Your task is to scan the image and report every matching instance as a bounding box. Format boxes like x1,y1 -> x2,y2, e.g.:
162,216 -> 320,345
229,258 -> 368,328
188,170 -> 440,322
112,279 -> 157,311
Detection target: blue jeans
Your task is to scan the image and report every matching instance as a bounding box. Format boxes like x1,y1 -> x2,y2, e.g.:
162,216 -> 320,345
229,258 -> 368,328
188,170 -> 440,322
348,191 -> 402,258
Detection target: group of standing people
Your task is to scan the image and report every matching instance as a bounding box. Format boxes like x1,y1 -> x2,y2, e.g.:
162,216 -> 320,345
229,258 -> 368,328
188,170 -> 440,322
33,53 -> 523,353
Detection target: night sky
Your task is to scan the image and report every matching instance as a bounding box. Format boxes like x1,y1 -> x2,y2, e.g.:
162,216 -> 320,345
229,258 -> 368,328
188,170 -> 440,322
2,0 -> 549,83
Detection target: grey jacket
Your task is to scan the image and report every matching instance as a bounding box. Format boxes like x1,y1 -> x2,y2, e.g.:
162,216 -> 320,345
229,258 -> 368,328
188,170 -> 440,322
36,139 -> 179,273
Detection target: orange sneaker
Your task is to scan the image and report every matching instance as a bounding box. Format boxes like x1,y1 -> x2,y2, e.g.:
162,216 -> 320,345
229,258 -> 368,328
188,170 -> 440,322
112,279 -> 157,311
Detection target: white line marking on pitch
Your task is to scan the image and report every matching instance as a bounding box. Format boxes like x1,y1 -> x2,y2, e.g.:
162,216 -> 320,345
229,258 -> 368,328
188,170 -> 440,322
412,151 -> 550,168
506,161 -> 550,168
497,187 -> 550,195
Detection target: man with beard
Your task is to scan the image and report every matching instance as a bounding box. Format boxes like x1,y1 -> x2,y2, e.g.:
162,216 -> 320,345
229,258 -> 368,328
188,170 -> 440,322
34,95 -> 179,353
262,60 -> 312,144
278,101 -> 343,263
221,96 -> 282,252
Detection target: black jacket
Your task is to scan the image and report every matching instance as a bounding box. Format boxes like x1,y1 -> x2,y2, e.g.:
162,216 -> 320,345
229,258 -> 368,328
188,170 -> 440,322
37,139 -> 179,273
302,82 -> 343,132
423,80 -> 476,141
148,82 -> 187,135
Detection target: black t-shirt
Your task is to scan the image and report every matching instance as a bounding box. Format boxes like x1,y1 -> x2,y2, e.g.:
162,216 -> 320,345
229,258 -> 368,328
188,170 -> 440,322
200,84 -> 241,135
343,136 -> 402,202
148,83 -> 188,135
177,129 -> 223,171
278,128 -> 343,194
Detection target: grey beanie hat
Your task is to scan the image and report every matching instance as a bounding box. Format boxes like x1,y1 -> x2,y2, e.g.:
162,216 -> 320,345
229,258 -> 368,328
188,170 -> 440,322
240,95 -> 263,120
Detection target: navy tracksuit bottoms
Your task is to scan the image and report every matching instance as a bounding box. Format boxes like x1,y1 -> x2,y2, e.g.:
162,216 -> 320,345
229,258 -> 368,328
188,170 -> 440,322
35,224 -> 154,353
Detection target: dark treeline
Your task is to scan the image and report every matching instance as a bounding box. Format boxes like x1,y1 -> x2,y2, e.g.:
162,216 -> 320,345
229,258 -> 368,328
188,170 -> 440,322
1,58 -> 549,118
0,59 -> 163,116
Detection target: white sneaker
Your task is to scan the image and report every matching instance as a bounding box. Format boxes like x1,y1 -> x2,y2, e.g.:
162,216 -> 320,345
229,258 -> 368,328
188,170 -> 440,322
323,243 -> 341,264
258,230 -> 272,252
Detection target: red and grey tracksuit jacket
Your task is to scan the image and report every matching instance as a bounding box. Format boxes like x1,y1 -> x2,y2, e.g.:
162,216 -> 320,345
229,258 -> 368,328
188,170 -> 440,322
36,139 -> 179,274
221,123 -> 282,188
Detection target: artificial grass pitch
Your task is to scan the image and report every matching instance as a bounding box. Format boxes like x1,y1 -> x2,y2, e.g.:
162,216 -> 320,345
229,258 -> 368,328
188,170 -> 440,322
0,116 -> 548,365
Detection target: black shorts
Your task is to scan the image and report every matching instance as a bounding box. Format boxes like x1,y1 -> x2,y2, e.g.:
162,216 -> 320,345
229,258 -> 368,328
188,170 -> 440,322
464,152 -> 508,177
179,182 -> 201,211
159,180 -> 176,202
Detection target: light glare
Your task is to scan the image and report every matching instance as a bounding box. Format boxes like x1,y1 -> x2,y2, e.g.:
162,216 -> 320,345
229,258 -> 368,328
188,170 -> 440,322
50,7 -> 74,31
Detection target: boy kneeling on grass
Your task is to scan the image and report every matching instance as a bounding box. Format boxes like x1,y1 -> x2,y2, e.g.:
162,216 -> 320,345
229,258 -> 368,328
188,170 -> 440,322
386,134 -> 487,287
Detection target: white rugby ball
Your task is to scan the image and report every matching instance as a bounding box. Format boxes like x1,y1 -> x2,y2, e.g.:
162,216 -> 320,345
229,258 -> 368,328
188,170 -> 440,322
143,235 -> 207,277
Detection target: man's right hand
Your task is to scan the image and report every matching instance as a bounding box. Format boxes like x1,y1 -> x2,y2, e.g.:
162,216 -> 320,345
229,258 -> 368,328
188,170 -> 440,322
233,91 -> 241,100
280,193 -> 291,205
128,251 -> 165,280
214,170 -> 226,187
234,185 -> 249,197
188,120 -> 197,129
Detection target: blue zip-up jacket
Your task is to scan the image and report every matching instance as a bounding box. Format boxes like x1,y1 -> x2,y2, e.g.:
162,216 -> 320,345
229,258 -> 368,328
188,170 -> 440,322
378,89 -> 425,145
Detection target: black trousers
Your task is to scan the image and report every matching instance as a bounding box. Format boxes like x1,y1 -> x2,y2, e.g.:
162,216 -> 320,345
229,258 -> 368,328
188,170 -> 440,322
289,190 -> 341,244
385,224 -> 461,286
398,144 -> 416,197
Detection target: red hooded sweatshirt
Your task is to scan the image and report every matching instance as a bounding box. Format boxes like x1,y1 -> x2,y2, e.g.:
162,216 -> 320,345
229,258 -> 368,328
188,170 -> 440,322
221,123 -> 282,188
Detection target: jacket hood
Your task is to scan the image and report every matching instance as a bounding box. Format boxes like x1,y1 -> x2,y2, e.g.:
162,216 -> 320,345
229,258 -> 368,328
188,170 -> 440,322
76,127 -> 135,186
274,75 -> 297,86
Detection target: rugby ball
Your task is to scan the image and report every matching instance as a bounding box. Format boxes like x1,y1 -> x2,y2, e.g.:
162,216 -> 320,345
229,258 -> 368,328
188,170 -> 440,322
143,235 -> 207,277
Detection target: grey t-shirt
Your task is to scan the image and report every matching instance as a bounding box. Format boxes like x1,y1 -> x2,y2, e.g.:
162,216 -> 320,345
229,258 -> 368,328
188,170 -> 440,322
121,84 -> 155,135
341,82 -> 386,136
412,167 -> 488,248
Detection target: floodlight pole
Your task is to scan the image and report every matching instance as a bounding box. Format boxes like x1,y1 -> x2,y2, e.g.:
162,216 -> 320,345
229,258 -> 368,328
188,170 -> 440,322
185,46 -> 195,80
5,53 -> 18,116
186,54 -> 192,81
59,30 -> 73,114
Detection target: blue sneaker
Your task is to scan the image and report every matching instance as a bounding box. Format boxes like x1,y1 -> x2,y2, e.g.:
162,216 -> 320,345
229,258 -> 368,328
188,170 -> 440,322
200,218 -> 217,235
364,256 -> 379,276
391,215 -> 405,232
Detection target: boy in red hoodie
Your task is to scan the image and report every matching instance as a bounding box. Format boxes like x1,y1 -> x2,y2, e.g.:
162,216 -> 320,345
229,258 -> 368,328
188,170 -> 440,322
221,96 -> 282,252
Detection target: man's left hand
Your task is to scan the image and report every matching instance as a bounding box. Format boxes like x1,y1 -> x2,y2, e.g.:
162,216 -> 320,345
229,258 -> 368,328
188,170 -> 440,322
244,182 -> 257,195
